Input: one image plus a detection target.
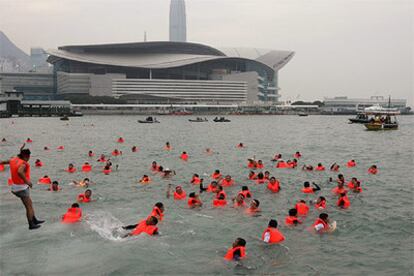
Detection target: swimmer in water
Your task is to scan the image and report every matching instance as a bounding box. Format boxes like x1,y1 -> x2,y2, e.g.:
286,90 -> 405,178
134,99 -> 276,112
188,192 -> 202,208
88,150 -> 94,157
0,146 -> 44,229
302,164 -> 313,171
205,148 -> 213,154
65,163 -> 76,173
224,238 -> 246,261
239,186 -> 252,199
337,192 -> 350,209
166,184 -> 186,200
246,199 -> 261,214
1,138 -> 6,142
368,165 -> 378,174
72,178 -> 90,187
190,174 -> 201,185
313,196 -> 327,209
330,163 -> 340,171
162,168 -> 175,178
150,202 -> 165,221
48,181 -> 60,192
262,219 -> 285,244
77,189 -> 93,203
139,175 -> 151,184
237,143 -> 245,148
271,153 -> 282,161
248,171 -> 257,180
285,208 -> 302,226
62,203 -> 82,224
164,142 -> 172,150
151,161 -> 159,171
43,146 -> 49,150
312,213 -> 332,233
302,181 -> 321,194
233,193 -> 246,207
122,216 -> 159,237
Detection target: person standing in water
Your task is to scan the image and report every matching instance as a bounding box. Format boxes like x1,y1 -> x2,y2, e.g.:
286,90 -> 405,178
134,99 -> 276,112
0,145 -> 44,229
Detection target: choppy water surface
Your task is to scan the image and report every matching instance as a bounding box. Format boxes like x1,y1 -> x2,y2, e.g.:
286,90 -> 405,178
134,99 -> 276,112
0,115 -> 413,275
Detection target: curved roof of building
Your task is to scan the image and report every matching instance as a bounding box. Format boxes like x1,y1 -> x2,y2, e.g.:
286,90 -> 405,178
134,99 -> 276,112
47,41 -> 294,72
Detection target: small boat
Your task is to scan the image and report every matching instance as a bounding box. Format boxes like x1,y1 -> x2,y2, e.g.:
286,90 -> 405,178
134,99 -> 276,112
348,113 -> 369,124
362,98 -> 399,131
213,117 -> 231,122
60,115 -> 69,121
298,112 -> 308,117
189,117 -> 208,122
138,117 -> 160,123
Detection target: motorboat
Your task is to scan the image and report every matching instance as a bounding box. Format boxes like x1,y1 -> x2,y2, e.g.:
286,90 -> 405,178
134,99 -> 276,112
362,99 -> 399,131
189,117 -> 208,122
348,113 -> 369,124
138,116 -> 160,123
213,117 -> 231,122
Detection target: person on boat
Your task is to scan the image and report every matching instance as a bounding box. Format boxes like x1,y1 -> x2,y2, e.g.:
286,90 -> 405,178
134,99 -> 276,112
368,165 -> 378,174
246,199 -> 261,214
48,181 -> 60,192
285,208 -> 302,226
302,182 -> 321,194
267,177 -> 281,193
262,219 -> 285,244
315,163 -> 325,171
0,146 -> 44,229
77,189 -> 92,203
34,159 -> 43,167
337,192 -> 351,209
224,238 -> 246,261
122,216 -> 159,237
314,196 -> 327,209
248,171 -> 257,180
330,163 -> 340,171
312,213 -> 331,233
164,142 -> 172,151
62,203 -> 82,224
188,192 -> 202,208
139,175 -> 151,184
150,202 -> 165,221
295,200 -> 310,216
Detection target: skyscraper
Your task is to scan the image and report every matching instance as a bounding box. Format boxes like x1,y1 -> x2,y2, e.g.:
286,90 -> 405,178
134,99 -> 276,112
169,0 -> 187,42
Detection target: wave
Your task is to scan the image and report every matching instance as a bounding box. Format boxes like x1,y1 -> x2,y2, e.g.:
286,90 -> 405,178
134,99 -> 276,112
85,211 -> 126,242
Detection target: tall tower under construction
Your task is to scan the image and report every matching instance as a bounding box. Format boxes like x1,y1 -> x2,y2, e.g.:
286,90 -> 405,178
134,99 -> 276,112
169,0 -> 187,42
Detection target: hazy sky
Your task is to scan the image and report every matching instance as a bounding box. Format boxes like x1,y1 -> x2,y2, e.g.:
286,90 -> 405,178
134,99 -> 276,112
1,0 -> 413,105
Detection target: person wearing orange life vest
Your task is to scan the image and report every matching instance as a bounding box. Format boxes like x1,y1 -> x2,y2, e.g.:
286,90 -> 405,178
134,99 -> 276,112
313,213 -> 331,233
337,192 -> 351,209
112,149 -> 121,156
213,193 -> 227,207
347,159 -> 356,167
97,154 -> 106,162
330,163 -> 340,171
190,174 -> 201,185
294,151 -> 302,159
164,141 -> 172,150
62,203 -> 82,224
38,175 -> 52,185
263,171 -> 270,180
0,163 -> 5,171
332,181 -> 347,195
122,216 -> 159,237
295,200 -> 310,216
77,189 -> 92,203
256,160 -> 264,169
255,172 -> 266,184
117,137 -> 124,143
139,175 -> 151,184
48,181 -> 60,192
237,143 -> 245,148
0,146 -> 44,229
173,186 -> 186,200
239,186 -> 252,199
211,169 -> 222,180
301,181 -> 321,194
220,175 -> 234,187
150,202 -> 165,221
351,181 -> 363,193
314,196 -> 327,209
262,219 -> 285,244
246,199 -> 261,214
248,171 -> 257,180
199,180 -> 218,193
247,159 -> 256,169
224,238 -> 246,261
151,161 -> 159,171
287,159 -> 298,168
188,192 -> 203,208
65,163 -> 76,173
285,208 -> 302,226
368,165 -> 378,174
315,163 -> 325,171
81,162 -> 92,172
267,177 -> 281,193
131,146 -> 138,152
88,150 -> 94,157
214,185 -> 227,199
347,177 -> 360,189
233,193 -> 246,208
34,159 -> 43,167
180,151 -> 189,161
26,138 -> 33,143
57,145 -> 64,150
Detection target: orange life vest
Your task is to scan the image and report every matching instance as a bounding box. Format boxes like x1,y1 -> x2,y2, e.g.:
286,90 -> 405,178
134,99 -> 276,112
312,218 -> 328,231
302,187 -> 314,194
207,184 -> 218,193
262,227 -> 285,244
103,169 -> 111,174
140,177 -> 151,183
35,161 -> 43,167
337,195 -> 350,208
276,161 -> 288,168
315,166 -> 325,171
285,216 -> 300,225
88,152 -> 95,157
295,202 -> 309,216
150,207 -> 164,221
112,150 -> 121,156
77,193 -> 91,203
0,164 -> 4,171
220,178 -> 234,187
131,220 -> 158,236
38,176 -> 51,185
267,181 -> 280,192
191,176 -> 201,185
315,200 -> 326,209
65,167 -> 76,173
10,157 -> 30,185
224,246 -> 246,261
26,139 -> 33,143
239,190 -> 251,198
332,187 -> 347,195
188,198 -> 201,207
347,160 -> 356,167
211,173 -> 222,179
57,146 -> 64,150
353,187 -> 363,193
174,191 -> 186,200
82,164 -> 92,172
255,178 -> 266,184
216,190 -> 227,200
248,173 -> 257,180
180,153 -> 189,161
294,153 -> 301,158
368,168 -> 378,174
117,138 -> 124,143
247,162 -> 256,169
213,199 -> 227,207
256,163 -> 264,169
151,165 -> 160,171
62,207 -> 82,223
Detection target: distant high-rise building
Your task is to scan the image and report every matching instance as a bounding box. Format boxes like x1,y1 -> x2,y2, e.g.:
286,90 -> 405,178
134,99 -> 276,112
169,0 -> 187,42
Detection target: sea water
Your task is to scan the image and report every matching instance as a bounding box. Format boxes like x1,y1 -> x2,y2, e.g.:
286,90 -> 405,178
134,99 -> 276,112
0,115 -> 413,275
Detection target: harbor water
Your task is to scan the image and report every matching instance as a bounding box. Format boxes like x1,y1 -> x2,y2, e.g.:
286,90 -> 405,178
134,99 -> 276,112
0,115 -> 413,275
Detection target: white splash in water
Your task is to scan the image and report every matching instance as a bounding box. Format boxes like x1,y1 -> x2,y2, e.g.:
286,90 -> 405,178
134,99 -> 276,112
85,211 -> 126,242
